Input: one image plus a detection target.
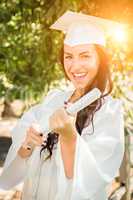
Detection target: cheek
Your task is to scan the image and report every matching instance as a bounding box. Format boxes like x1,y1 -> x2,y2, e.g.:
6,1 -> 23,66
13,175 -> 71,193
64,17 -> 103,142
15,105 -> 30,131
85,58 -> 99,73
64,60 -> 72,74
64,59 -> 72,67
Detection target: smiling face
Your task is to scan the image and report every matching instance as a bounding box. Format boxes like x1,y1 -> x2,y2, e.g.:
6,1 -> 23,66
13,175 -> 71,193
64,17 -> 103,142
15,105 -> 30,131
63,44 -> 100,95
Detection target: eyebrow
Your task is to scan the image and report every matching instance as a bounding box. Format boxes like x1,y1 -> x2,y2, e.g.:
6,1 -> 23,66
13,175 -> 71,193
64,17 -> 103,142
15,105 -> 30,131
64,51 -> 91,55
79,51 -> 91,55
64,52 -> 72,55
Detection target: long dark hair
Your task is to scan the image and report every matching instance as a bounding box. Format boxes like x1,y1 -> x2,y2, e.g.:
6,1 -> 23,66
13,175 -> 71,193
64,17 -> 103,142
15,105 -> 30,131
41,44 -> 113,159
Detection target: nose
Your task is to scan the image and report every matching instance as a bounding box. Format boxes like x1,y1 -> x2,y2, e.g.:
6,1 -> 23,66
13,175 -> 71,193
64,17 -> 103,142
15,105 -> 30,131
71,58 -> 81,72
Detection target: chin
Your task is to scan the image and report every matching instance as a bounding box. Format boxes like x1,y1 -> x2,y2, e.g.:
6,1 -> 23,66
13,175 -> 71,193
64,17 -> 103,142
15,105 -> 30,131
74,79 -> 95,90
74,83 -> 93,94
74,85 -> 87,92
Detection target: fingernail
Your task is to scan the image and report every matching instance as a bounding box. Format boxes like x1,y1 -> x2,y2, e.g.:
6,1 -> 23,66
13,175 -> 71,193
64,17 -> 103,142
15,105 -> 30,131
42,141 -> 46,145
41,143 -> 46,147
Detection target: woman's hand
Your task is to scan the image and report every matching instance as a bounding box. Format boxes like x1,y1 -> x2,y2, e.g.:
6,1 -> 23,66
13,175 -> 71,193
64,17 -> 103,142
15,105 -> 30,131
23,125 -> 45,149
18,124 -> 45,158
49,107 -> 77,141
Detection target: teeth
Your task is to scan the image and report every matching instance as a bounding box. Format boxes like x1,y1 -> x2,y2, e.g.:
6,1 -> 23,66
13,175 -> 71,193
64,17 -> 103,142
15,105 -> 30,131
73,73 -> 86,77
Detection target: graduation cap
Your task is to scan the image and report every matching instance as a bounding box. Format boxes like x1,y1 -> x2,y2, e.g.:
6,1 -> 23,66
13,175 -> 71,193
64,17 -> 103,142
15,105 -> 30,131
50,10 -> 123,47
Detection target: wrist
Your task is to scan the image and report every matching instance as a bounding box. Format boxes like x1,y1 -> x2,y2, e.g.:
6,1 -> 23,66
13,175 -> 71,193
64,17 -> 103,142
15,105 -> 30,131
60,129 -> 77,143
18,142 -> 33,158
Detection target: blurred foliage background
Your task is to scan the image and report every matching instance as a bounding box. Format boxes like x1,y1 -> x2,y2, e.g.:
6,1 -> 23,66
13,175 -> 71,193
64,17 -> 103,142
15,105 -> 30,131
0,0 -> 132,112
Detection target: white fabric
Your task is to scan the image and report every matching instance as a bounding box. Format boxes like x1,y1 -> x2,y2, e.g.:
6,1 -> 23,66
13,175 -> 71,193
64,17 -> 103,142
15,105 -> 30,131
0,88 -> 124,200
64,21 -> 105,47
50,11 -> 122,47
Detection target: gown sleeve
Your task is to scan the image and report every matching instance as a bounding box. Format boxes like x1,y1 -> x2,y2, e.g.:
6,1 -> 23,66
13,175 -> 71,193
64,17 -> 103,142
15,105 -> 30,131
0,106 -> 38,190
0,89 -> 59,190
56,97 -> 125,200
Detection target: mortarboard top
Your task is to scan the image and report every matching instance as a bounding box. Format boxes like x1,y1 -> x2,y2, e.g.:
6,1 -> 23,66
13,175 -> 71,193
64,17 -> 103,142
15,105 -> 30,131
50,10 -> 124,46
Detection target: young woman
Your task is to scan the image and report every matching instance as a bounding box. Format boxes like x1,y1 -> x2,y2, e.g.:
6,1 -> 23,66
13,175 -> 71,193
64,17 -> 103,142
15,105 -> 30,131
0,11 -> 124,200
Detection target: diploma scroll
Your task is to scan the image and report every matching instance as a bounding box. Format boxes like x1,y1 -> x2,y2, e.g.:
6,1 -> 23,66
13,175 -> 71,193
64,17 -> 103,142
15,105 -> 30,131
66,87 -> 101,115
38,87 -> 101,135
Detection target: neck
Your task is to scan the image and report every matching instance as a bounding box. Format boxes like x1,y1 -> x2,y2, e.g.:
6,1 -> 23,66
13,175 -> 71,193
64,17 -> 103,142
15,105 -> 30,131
75,89 -> 84,97
68,89 -> 85,103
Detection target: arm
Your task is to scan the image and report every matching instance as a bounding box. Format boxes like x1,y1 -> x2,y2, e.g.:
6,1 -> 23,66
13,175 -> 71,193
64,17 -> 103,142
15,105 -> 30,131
59,132 -> 77,179
49,106 -> 78,179
0,89 -> 60,190
0,108 -> 36,190
55,98 -> 125,199
0,154 -> 28,190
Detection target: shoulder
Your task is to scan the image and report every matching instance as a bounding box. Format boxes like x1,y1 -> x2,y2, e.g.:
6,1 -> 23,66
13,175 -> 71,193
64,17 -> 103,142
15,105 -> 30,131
17,89 -> 60,118
30,88 -> 64,109
94,95 -> 124,125
100,95 -> 123,115
22,88 -> 66,119
83,95 -> 124,137
41,88 -> 65,104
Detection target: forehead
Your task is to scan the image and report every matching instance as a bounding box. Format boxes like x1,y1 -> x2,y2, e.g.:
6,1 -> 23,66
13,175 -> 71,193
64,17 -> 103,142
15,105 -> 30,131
64,44 -> 96,54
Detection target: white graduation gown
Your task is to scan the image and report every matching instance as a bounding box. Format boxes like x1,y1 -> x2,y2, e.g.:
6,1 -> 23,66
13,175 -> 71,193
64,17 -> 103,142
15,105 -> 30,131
0,88 -> 124,200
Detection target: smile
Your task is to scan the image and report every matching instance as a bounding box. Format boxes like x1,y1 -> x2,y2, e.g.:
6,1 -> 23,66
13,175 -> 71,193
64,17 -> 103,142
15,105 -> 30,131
73,73 -> 87,80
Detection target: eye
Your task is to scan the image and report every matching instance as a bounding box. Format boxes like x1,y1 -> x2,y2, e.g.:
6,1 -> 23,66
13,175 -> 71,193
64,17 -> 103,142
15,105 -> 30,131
64,55 -> 72,60
81,54 -> 90,59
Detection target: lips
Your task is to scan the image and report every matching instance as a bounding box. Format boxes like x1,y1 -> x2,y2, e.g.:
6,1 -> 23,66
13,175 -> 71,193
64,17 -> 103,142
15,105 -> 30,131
72,72 -> 87,80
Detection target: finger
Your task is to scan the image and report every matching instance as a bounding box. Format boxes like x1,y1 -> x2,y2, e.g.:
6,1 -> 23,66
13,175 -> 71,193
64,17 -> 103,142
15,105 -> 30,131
30,134 -> 44,145
31,123 -> 42,132
28,126 -> 44,137
41,140 -> 47,147
29,126 -> 41,135
65,109 -> 76,117
26,130 -> 44,144
28,139 -> 41,147
62,106 -> 74,118
28,127 -> 45,139
24,139 -> 40,150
